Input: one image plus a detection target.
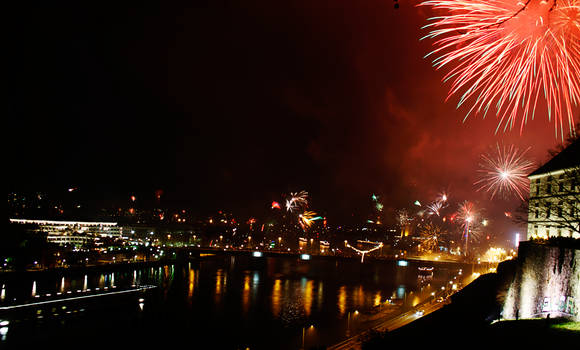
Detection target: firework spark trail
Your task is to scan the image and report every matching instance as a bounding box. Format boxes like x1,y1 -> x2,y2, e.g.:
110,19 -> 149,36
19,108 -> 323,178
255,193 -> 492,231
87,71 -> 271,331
425,191 -> 449,216
286,191 -> 309,212
475,143 -> 536,200
372,194 -> 384,211
457,201 -> 476,230
456,201 -> 483,254
436,192 -> 448,203
419,0 -> 580,138
298,210 -> 321,230
426,200 -> 444,216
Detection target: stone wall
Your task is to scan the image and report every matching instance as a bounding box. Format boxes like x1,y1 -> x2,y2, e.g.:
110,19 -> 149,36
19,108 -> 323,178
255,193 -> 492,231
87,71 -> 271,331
502,241 -> 579,321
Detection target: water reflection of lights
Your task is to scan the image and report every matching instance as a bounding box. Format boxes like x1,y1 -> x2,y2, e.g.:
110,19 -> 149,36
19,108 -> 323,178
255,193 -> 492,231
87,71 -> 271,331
354,285 -> 364,306
271,279 -> 281,317
188,269 -> 197,300
304,280 -> 313,317
317,281 -> 323,310
242,274 -> 251,314
0,259 -> 468,348
396,285 -> 406,299
0,320 -> 9,341
215,269 -> 225,301
338,286 -> 347,316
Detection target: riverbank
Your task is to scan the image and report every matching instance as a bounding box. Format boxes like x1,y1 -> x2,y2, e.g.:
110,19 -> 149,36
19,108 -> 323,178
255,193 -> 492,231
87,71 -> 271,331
0,246 -> 477,278
0,259 -> 174,279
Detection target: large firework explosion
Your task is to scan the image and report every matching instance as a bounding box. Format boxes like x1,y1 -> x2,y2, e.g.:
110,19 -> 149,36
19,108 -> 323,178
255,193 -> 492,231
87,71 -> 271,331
419,0 -> 580,138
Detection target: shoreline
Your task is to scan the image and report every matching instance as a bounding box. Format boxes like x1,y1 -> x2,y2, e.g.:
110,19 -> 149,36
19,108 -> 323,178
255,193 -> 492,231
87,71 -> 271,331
0,247 -> 477,279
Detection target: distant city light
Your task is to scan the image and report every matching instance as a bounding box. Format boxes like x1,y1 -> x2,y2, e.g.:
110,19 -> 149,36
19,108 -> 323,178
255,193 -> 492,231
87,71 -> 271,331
300,254 -> 311,260
397,260 -> 408,267
252,251 -> 263,258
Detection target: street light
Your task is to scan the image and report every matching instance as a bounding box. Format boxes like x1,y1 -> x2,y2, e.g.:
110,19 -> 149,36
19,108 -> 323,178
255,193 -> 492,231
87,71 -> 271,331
346,310 -> 358,336
301,324 -> 315,350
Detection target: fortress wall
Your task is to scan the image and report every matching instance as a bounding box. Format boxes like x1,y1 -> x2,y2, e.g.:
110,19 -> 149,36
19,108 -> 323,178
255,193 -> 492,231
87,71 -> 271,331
502,242 -> 579,321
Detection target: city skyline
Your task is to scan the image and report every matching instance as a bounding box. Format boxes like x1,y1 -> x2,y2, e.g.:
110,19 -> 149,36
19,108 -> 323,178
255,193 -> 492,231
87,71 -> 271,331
4,2 -> 579,347
9,1 -> 578,240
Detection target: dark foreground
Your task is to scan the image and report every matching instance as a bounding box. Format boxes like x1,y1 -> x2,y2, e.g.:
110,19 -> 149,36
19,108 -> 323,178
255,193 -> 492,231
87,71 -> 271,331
362,262 -> 580,349
363,316 -> 580,349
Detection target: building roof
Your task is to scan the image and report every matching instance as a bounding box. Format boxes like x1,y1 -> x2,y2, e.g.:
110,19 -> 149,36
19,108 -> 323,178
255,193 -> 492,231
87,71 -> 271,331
528,139 -> 580,178
9,218 -> 117,226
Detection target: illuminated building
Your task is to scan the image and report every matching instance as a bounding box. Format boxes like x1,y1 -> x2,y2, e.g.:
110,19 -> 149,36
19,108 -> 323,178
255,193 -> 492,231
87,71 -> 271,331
9,218 -> 123,246
298,237 -> 307,251
526,141 -> 580,240
319,241 -> 330,255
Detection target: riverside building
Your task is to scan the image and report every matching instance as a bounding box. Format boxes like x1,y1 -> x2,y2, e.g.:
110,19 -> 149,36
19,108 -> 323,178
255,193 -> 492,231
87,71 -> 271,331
527,140 -> 580,240
9,218 -> 123,246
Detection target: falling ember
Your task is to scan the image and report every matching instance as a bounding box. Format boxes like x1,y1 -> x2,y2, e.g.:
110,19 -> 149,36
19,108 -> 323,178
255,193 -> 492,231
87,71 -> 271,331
474,143 -> 536,201
419,0 -> 580,138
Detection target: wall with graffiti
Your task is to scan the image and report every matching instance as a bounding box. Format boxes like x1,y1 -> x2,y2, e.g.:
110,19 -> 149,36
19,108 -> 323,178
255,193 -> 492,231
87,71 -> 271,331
502,241 -> 579,321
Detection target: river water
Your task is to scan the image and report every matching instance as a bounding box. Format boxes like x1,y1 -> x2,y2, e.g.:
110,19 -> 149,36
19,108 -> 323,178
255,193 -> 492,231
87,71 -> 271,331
0,254 -> 464,349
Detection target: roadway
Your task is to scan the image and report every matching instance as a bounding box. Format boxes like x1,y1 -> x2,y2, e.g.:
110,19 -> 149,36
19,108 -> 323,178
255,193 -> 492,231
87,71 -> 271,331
328,299 -> 445,350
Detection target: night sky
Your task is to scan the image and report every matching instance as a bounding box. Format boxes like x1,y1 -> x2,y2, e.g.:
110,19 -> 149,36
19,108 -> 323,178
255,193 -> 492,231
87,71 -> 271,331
9,1 -> 577,237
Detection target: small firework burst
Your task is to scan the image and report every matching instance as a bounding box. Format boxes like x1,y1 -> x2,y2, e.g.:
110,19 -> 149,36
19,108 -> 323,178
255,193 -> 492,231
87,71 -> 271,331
286,190 -> 309,212
475,143 -> 535,200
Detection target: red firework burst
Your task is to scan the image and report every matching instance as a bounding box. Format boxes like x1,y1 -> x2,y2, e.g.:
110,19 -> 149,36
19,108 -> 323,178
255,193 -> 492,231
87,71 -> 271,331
419,0 -> 580,138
